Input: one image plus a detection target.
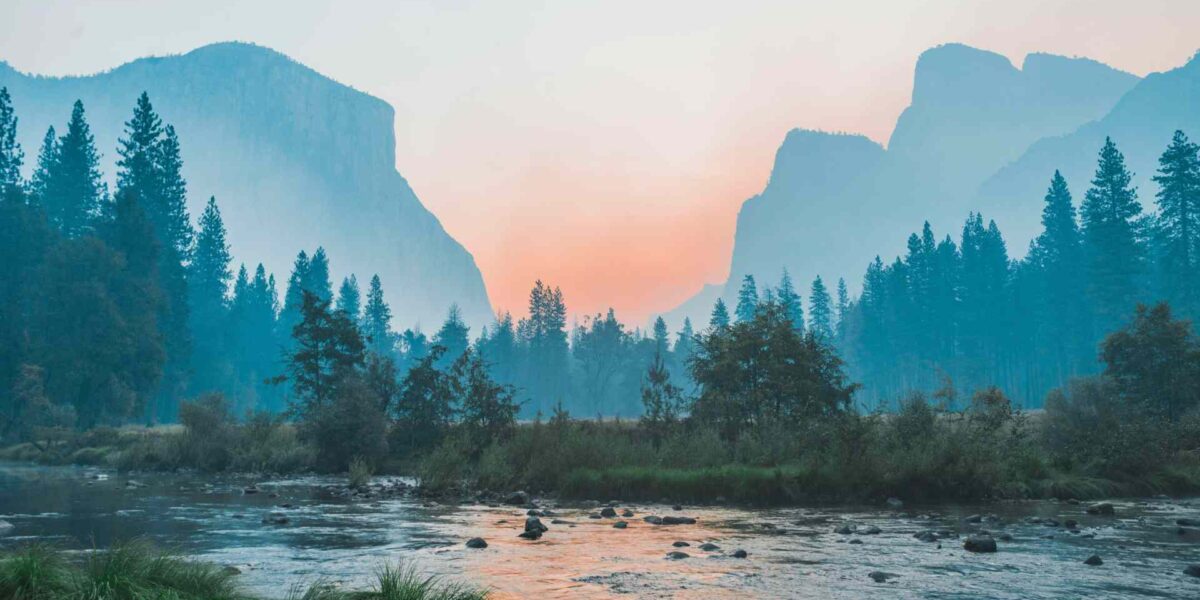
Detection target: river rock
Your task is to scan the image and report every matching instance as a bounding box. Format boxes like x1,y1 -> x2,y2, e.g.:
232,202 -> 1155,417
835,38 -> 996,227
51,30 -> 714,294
1185,565 -> 1200,577
1177,518 -> 1199,527
1086,502 -> 1115,516
613,521 -> 628,529
526,509 -> 543,517
699,543 -> 720,551
731,549 -> 748,558
673,541 -> 690,547
1064,519 -> 1078,529
963,534 -> 997,553
550,519 -> 573,525
849,539 -> 863,545
600,507 -> 617,518
672,504 -> 683,511
834,524 -> 855,535
466,537 -> 488,549
525,516 -> 548,533
964,514 -> 982,524
661,516 -> 697,525
1084,554 -> 1103,566
261,512 -> 289,525
666,551 -> 690,560
518,530 -> 542,540
505,491 -> 529,506
621,509 -> 634,518
243,485 -> 260,494
644,516 -> 664,525
914,531 -> 938,543
869,571 -> 897,583
863,525 -> 882,535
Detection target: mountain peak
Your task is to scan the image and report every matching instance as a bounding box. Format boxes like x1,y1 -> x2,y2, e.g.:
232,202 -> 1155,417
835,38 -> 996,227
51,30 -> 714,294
911,43 -> 1018,106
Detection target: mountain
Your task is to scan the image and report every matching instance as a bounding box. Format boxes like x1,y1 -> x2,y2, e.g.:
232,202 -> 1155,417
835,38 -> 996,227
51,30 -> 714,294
664,44 -> 1139,329
0,42 -> 493,330
980,51 -> 1200,252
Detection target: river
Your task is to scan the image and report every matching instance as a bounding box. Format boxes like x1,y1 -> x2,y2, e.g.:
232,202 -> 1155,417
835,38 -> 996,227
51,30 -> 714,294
0,462 -> 1197,599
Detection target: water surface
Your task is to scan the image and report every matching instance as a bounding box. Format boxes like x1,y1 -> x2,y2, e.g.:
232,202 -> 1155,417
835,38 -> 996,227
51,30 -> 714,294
1,463 -> 1197,599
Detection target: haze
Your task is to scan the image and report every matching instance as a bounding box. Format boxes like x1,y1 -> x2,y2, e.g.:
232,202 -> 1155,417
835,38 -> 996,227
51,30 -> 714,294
3,0 -> 1197,323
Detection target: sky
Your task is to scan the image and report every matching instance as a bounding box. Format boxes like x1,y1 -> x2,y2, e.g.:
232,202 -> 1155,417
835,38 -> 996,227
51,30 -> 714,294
2,1 -> 1199,324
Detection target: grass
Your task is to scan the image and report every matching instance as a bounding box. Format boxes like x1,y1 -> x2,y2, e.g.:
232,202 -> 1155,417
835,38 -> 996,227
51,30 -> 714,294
0,543 -> 488,600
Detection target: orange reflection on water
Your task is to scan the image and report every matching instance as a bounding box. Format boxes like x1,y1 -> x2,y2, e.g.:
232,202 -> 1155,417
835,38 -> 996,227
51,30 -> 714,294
444,506 -> 757,599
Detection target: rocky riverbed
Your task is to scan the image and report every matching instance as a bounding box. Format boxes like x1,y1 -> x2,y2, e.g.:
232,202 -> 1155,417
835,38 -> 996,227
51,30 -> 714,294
0,463 -> 1198,598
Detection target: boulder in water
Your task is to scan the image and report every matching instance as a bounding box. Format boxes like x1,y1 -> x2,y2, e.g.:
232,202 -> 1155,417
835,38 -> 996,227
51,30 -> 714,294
672,541 -> 690,547
600,507 -> 617,518
644,515 -> 664,525
466,537 -> 488,549
731,549 -> 748,558
699,543 -> 720,551
1086,502 -> 1114,516
662,516 -> 697,525
505,491 -> 529,506
1083,554 -> 1103,566
261,512 -> 289,525
666,551 -> 690,560
963,534 -> 997,553
1184,565 -> 1200,577
613,521 -> 628,529
868,571 -> 897,583
525,516 -> 548,533
517,530 -> 542,540
621,509 -> 635,518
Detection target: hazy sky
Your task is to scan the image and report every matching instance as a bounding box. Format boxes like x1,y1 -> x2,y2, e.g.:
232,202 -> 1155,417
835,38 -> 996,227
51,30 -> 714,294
2,1 -> 1198,323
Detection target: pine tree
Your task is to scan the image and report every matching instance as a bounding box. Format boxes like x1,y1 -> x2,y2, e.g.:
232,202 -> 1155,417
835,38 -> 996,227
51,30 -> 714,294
652,316 -> 670,354
362,274 -> 394,356
433,304 -> 470,368
306,247 -> 334,303
44,101 -> 105,238
809,275 -> 833,340
28,127 -> 56,206
1028,170 -> 1090,383
336,275 -> 362,324
709,298 -> 730,329
155,125 -> 192,257
1152,130 -> 1200,317
776,269 -> 804,331
735,274 -> 759,322
279,250 -> 311,344
188,197 -> 233,393
835,278 -> 849,341
675,317 -> 696,361
0,87 -> 22,201
1082,137 -> 1143,338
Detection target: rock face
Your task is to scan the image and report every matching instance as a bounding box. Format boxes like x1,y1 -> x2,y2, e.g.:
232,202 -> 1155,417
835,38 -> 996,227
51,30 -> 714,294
963,534 -> 997,553
0,42 -> 493,330
663,44 -> 1140,351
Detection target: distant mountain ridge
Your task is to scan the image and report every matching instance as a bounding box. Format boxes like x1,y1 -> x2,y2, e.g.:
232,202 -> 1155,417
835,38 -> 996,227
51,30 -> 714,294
664,43 -> 1142,329
0,42 -> 493,330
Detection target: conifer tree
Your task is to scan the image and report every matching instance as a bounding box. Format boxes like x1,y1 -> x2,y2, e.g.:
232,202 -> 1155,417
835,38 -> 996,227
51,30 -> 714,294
1028,170 -> 1090,380
709,298 -> 730,329
675,317 -> 696,361
279,250 -> 311,338
835,277 -> 849,341
362,274 -> 394,356
28,127 -> 56,206
433,304 -> 470,368
809,275 -> 833,341
188,197 -> 233,393
336,275 -> 362,324
1152,130 -> 1200,317
776,269 -> 804,331
0,87 -> 22,201
1082,137 -> 1144,338
306,247 -> 334,303
652,316 -> 670,354
44,101 -> 105,238
735,274 -> 759,322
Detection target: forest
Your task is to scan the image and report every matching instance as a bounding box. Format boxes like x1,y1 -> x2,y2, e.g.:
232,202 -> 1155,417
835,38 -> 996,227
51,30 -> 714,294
1,87 -> 1200,502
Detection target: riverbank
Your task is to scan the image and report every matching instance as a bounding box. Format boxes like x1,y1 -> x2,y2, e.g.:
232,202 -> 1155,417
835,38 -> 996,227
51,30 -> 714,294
0,542 -> 487,600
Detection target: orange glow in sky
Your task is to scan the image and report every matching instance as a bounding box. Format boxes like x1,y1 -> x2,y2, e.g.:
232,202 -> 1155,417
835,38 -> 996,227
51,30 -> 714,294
3,0 -> 1199,324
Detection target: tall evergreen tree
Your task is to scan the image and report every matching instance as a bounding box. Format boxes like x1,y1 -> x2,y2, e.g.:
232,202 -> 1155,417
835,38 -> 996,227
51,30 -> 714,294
1028,170 -> 1090,383
776,268 -> 804,331
44,101 -> 105,238
1082,137 -> 1143,338
809,275 -> 833,340
1152,130 -> 1200,317
835,277 -> 849,341
28,127 -> 56,206
652,316 -> 670,354
735,274 -> 759,322
306,247 -> 334,303
362,274 -> 394,356
187,197 -> 233,394
0,87 -> 22,201
433,304 -> 470,368
709,298 -> 731,329
336,275 -> 362,324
